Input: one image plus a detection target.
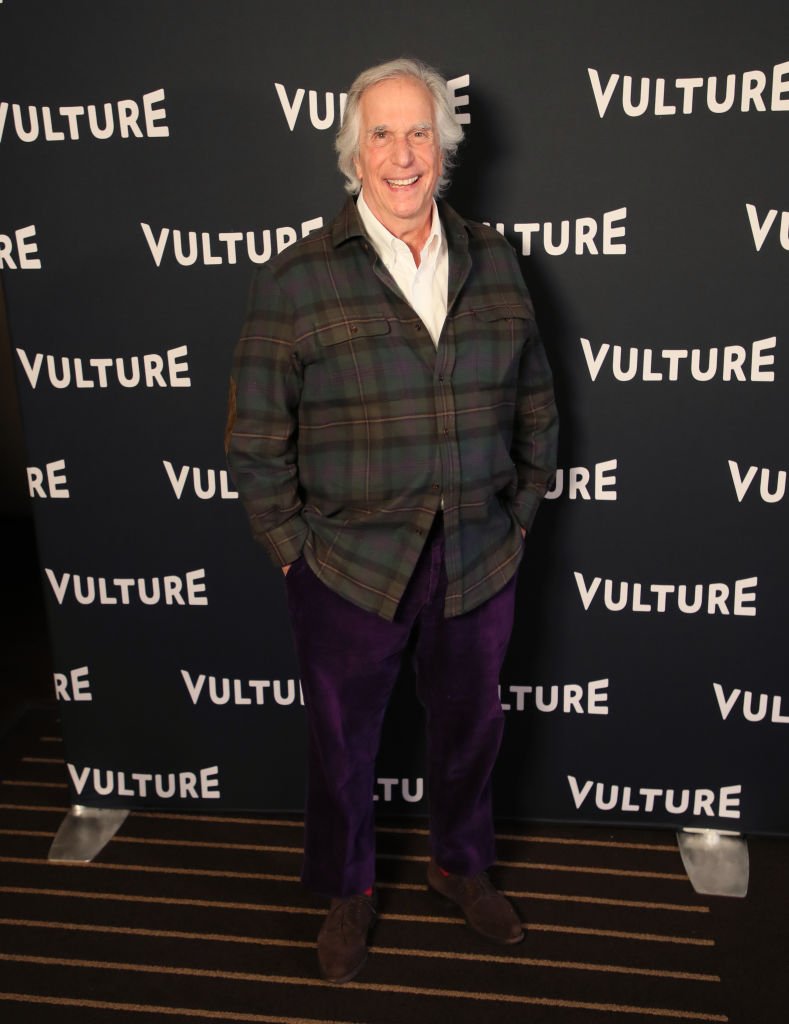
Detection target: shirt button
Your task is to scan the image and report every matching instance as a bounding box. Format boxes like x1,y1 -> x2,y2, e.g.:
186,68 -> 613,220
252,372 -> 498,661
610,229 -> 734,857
350,325 -> 358,333
432,483 -> 440,491
415,324 -> 422,331
438,374 -> 444,383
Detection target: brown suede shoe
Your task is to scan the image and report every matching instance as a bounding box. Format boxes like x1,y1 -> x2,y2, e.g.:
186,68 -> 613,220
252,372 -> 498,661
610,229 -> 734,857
317,893 -> 377,983
427,859 -> 523,944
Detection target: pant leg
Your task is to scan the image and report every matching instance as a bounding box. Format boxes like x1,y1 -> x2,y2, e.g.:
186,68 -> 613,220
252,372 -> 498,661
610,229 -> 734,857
285,555 -> 416,897
413,536 -> 518,876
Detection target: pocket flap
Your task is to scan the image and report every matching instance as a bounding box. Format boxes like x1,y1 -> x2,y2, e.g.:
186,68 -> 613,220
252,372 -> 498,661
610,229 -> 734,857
316,318 -> 391,346
473,303 -> 532,323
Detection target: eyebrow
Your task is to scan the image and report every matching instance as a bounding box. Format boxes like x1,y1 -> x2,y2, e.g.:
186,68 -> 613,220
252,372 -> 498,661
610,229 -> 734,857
367,121 -> 433,134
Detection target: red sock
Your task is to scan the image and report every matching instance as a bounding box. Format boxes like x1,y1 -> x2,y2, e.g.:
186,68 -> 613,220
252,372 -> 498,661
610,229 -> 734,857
363,886 -> 373,896
438,866 -> 450,877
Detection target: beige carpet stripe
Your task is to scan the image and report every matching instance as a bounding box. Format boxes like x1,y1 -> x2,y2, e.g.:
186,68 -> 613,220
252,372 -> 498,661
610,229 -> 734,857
0,855 -> 308,882
0,887 -> 709,945
0,780 -> 66,789
378,852 -> 688,881
0,842 -> 706,915
526,924 -> 713,947
2,901 -> 711,948
495,833 -> 677,852
0,884 -> 458,925
2,917 -> 317,947
0,837 -> 688,880
0,804 -> 69,813
0,917 -> 313,949
0,992 -> 349,1024
356,879 -> 708,916
138,811 -> 310,827
381,880 -> 709,916
0,918 -> 717,982
0,802 -> 680,853
0,861 -> 708,925
0,954 -> 729,1021
1,829 -> 58,838
0,829 -> 304,856
136,811 -> 676,854
0,885 -> 324,917
139,813 -> 676,853
116,835 -> 304,855
21,757 -> 62,764
503,890 -> 709,914
373,945 -> 718,982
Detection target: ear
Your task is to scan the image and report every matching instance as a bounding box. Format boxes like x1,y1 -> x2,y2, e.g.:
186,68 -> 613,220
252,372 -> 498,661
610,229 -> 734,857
353,155 -> 363,181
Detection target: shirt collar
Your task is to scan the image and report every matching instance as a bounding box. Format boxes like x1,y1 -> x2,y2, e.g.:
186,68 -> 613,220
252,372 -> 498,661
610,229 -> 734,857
356,189 -> 442,265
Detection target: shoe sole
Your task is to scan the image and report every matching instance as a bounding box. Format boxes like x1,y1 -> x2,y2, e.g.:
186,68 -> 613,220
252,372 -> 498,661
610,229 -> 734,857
319,951 -> 368,984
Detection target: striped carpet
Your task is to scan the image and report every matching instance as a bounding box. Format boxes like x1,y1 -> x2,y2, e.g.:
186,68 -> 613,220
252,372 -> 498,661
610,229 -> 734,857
0,717 -> 760,1023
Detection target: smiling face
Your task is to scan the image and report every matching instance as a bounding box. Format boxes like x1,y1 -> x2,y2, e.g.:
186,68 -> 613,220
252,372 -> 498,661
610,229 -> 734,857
352,75 -> 443,245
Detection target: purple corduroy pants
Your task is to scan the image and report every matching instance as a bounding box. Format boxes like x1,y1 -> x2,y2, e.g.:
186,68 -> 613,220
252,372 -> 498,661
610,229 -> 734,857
285,515 -> 518,898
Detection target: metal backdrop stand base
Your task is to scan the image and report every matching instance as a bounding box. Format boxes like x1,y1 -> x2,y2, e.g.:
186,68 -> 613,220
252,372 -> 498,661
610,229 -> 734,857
48,805 -> 130,863
677,828 -> 749,897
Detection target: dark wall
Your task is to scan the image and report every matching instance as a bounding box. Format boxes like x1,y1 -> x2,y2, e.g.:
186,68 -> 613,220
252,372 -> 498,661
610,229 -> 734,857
1,0 -> 787,832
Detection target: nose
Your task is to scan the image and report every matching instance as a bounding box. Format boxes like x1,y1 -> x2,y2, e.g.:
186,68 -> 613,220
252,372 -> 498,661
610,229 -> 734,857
391,134 -> 414,166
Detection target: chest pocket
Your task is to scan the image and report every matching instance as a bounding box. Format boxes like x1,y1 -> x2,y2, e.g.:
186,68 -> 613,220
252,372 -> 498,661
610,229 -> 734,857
306,318 -> 392,407
473,304 -> 531,388
316,318 -> 392,347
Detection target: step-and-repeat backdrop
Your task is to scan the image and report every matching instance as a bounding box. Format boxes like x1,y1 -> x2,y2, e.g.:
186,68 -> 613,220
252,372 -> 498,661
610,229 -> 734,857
2,1 -> 787,833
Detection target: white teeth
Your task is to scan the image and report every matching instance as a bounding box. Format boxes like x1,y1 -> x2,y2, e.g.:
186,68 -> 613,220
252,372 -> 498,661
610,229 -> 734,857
387,176 -> 419,186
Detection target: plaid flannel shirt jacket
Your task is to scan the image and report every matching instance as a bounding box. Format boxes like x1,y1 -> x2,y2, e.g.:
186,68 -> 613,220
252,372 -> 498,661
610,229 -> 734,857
227,197 -> 558,621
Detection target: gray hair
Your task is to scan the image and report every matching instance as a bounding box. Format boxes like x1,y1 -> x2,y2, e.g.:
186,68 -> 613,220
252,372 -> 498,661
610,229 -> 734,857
335,57 -> 464,196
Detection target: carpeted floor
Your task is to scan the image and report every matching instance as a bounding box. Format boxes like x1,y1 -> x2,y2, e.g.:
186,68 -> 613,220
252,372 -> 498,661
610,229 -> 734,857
2,710 -> 784,1024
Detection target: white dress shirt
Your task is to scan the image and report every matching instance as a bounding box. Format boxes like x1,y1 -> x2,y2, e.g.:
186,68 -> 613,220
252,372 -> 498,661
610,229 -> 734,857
356,189 -> 448,347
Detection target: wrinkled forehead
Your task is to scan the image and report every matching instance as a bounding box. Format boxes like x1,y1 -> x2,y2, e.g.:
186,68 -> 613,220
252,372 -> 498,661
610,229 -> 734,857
358,75 -> 436,134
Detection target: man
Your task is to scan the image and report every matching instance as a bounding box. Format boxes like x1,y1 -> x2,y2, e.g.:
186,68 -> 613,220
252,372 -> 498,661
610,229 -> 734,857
227,57 -> 558,983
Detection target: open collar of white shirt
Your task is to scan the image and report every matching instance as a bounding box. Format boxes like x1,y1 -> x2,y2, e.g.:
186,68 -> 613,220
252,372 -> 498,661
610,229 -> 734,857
356,189 -> 442,267
356,189 -> 448,346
